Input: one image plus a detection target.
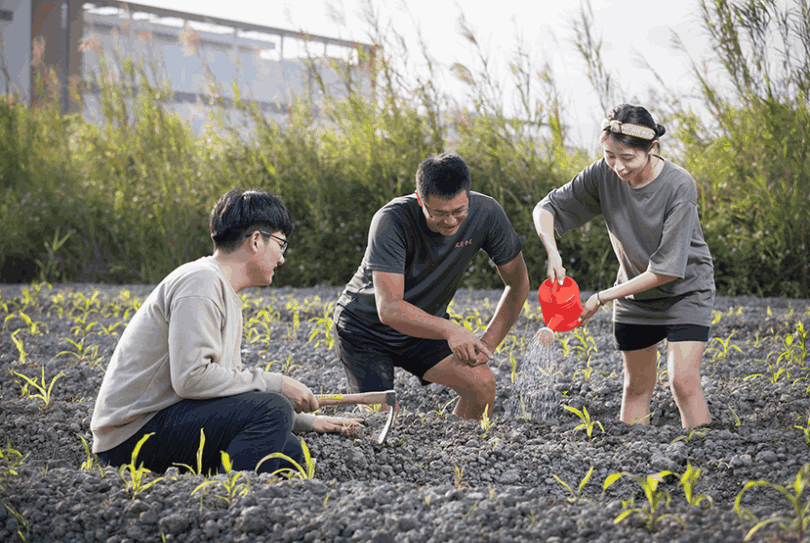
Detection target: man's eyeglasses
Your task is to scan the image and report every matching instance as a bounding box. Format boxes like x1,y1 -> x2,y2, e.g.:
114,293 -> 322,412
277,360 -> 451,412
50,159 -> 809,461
423,205 -> 469,220
247,230 -> 288,254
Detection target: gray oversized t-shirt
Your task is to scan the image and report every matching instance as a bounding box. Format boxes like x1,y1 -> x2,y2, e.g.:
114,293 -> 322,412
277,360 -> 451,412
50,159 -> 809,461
539,157 -> 715,325
336,192 -> 523,344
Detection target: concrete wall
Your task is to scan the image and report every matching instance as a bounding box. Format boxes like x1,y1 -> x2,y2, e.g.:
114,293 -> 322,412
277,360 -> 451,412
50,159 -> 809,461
0,0 -> 32,99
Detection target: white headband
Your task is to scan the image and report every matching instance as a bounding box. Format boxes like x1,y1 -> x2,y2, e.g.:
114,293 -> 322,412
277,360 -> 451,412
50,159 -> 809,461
601,118 -> 656,140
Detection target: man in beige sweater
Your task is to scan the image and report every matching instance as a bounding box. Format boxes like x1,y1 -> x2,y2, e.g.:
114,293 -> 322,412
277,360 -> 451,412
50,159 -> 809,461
91,189 -> 361,474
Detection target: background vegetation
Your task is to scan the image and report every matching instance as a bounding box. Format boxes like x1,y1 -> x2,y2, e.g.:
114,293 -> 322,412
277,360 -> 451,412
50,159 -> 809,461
0,0 -> 807,297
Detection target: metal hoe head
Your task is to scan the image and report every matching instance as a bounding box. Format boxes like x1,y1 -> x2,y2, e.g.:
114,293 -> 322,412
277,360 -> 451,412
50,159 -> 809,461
314,390 -> 397,444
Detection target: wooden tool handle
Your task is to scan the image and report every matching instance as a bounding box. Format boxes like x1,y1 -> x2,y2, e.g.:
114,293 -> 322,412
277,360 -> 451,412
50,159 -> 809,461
315,390 -> 394,406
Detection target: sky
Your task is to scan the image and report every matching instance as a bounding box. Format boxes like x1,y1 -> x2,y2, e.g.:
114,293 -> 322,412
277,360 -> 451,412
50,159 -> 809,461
124,0 -> 714,150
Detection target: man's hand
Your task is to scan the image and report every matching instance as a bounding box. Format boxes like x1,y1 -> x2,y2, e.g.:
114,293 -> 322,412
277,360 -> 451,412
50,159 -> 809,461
311,416 -> 365,434
282,376 -> 319,413
446,325 -> 493,366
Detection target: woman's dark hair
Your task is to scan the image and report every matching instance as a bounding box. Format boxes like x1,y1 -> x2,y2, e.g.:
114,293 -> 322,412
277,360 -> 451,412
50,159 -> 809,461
209,189 -> 292,253
415,153 -> 472,200
601,104 -> 666,152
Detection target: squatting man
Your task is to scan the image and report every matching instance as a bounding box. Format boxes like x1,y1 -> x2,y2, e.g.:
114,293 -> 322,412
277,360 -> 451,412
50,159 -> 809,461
91,189 -> 362,475
334,152 -> 531,420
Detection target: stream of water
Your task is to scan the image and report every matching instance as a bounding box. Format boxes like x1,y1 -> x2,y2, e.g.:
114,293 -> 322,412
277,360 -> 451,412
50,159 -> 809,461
503,329 -> 561,425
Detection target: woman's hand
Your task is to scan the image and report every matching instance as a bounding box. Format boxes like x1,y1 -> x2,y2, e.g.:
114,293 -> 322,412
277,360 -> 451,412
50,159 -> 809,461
546,250 -> 566,286
578,293 -> 601,326
311,416 -> 365,434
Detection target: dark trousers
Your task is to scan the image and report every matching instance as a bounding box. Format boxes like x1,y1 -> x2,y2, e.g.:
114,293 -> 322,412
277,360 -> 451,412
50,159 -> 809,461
98,391 -> 304,475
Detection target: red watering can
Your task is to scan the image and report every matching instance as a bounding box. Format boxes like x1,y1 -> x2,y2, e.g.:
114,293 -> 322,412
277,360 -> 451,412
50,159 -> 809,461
538,277 -> 583,332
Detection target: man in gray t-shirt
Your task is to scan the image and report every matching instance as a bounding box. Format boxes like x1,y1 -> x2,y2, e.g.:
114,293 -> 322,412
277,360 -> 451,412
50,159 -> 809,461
335,153 -> 530,420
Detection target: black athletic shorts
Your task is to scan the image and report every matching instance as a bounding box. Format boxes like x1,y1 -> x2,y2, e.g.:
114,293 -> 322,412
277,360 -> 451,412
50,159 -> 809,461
335,321 -> 453,393
614,322 -> 710,351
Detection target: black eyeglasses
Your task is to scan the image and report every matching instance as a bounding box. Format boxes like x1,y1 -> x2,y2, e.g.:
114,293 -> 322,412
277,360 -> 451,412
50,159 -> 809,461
247,230 -> 288,254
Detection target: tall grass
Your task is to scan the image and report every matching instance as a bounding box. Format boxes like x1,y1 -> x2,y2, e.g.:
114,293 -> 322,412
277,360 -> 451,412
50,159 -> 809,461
645,0 -> 810,297
0,0 -> 808,297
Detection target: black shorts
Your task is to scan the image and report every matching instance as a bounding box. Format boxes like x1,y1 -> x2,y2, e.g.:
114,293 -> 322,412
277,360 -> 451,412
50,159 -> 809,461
614,322 -> 710,351
335,325 -> 453,393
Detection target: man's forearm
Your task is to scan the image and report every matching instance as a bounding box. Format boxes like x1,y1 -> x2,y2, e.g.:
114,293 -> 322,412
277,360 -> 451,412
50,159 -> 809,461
481,281 -> 530,351
378,300 -> 456,341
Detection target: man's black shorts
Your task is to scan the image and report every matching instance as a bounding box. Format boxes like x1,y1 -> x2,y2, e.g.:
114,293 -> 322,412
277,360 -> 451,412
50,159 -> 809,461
335,319 -> 453,393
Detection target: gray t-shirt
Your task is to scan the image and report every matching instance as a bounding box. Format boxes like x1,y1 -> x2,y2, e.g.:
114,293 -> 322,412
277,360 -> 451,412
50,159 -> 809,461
539,157 -> 715,324
336,192 -> 523,344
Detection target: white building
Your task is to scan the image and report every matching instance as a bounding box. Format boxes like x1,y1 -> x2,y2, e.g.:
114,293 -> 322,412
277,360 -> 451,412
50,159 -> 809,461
1,0 -> 376,131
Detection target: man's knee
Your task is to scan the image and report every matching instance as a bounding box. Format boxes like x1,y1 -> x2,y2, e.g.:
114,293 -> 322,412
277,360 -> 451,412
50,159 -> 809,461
459,365 -> 496,401
242,391 -> 295,427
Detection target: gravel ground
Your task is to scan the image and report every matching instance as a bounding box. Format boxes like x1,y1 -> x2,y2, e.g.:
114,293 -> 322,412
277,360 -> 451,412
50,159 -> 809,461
1,282 -> 809,543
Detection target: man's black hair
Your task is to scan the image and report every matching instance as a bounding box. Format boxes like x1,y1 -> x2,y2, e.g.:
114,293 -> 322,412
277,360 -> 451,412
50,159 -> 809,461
415,153 -> 472,201
209,189 -> 292,253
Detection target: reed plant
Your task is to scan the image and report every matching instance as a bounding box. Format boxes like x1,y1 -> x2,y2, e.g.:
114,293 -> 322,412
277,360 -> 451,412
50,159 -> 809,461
0,1 -> 807,296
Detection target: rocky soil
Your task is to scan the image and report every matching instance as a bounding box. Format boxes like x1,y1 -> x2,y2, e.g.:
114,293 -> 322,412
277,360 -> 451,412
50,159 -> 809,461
1,282 -> 809,543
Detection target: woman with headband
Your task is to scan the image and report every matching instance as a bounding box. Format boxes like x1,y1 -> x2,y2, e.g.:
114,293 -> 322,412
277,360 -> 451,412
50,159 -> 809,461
533,104 -> 715,429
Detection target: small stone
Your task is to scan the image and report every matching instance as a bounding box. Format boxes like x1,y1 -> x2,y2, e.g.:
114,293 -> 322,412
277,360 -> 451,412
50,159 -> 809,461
756,450 -> 778,463
159,513 -> 189,535
397,516 -> 418,531
202,520 -> 219,539
236,506 -> 267,533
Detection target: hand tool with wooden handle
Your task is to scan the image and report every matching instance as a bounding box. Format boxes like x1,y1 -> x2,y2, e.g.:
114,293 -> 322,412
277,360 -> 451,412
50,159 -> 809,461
314,390 -> 396,444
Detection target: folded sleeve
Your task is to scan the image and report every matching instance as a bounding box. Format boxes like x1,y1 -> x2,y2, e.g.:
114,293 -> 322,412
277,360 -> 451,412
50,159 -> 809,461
539,160 -> 604,236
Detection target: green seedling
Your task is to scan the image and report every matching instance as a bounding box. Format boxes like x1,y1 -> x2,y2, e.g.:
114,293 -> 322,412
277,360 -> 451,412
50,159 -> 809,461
480,405 -> 494,436
4,310 -> 47,336
284,311 -> 301,341
19,282 -> 50,310
557,334 -> 575,357
192,451 -> 251,505
706,331 -> 743,362
728,403 -> 742,427
264,353 -> 299,373
771,321 -> 808,366
449,456 -> 471,489
57,337 -> 105,369
256,437 -> 316,480
0,442 -> 24,489
671,429 -> 706,444
744,359 -> 790,384
308,301 -> 336,349
71,314 -> 99,339
604,470 -> 685,532
11,366 -> 65,408
509,352 -> 518,383
119,433 -> 163,498
4,504 -> 30,543
432,395 -> 460,416
795,412 -> 810,444
553,465 -> 594,504
174,428 -> 207,476
678,462 -> 713,508
564,405 -> 604,439
573,357 -> 593,381
97,321 -> 123,338
570,326 -> 598,361
734,463 -> 810,542
10,329 -> 27,364
77,435 -> 105,477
